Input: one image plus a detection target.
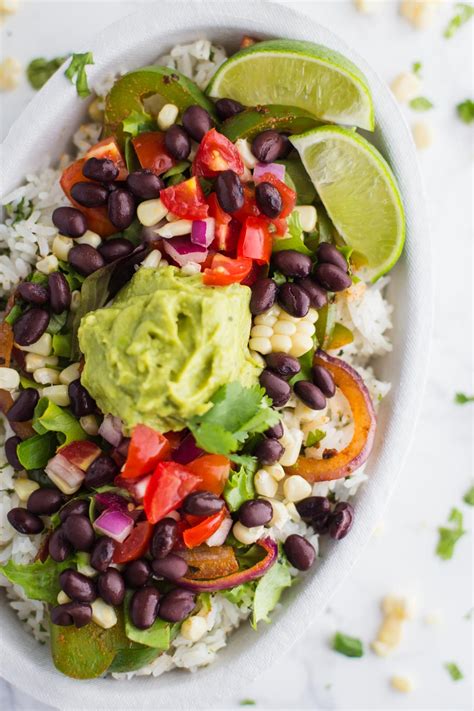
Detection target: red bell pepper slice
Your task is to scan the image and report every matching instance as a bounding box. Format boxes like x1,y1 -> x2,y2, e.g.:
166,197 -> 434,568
160,176 -> 209,220
203,253 -> 253,286
112,521 -> 154,563
144,461 -> 201,524
121,424 -> 171,479
193,128 -> 244,178
187,454 -> 231,496
237,216 -> 272,264
132,131 -> 175,175
257,173 -> 296,219
182,508 -> 226,548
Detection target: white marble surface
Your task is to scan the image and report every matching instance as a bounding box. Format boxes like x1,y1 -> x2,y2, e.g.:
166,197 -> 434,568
0,1 -> 472,709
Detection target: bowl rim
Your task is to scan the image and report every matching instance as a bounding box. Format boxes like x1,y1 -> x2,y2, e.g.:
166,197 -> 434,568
0,2 -> 432,708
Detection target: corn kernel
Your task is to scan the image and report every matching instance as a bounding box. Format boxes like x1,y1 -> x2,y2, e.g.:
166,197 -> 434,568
33,367 -> 60,385
286,502 -> 301,522
13,479 -> 39,500
36,255 -> 59,275
306,309 -> 318,323
76,230 -> 102,248
137,198 -> 168,227
232,521 -> 264,545
266,499 -> 290,529
249,337 -> 272,355
289,333 -> 314,358
59,363 -> 81,385
70,290 -> 81,312
250,324 -> 273,339
0,56 -> 22,91
412,121 -> 434,150
181,615 -> 208,642
25,354 -> 58,373
296,321 -> 315,336
254,313 -> 277,327
41,384 -> 70,407
17,333 -> 52,356
156,219 -> 193,238
390,675 -> 414,693
88,97 -> 104,122
283,475 -> 312,502
390,72 -> 421,104
80,415 -> 100,436
270,334 -> 292,352
278,427 -> 304,467
91,598 -> 117,629
266,463 -> 285,481
141,250 -> 162,268
77,553 -> 98,578
293,205 -> 317,232
57,591 -> 71,604
278,311 -> 300,323
157,103 -> 179,131
52,235 -> 74,261
0,367 -> 20,390
273,320 -> 296,336
254,468 -> 278,498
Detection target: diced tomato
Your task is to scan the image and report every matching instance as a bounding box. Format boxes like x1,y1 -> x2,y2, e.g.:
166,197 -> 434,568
257,173 -> 296,219
132,131 -> 175,175
121,424 -> 171,480
86,137 -> 128,180
237,216 -> 272,264
112,521 -> 154,563
160,177 -> 209,220
232,184 -> 260,224
203,254 -> 253,286
187,454 -> 231,496
193,129 -> 244,178
182,508 -> 226,548
143,461 -> 201,524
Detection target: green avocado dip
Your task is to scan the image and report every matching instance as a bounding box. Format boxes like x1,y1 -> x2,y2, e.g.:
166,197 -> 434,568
78,266 -> 261,432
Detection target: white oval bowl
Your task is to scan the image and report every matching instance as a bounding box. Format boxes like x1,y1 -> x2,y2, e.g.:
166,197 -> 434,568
0,2 -> 431,708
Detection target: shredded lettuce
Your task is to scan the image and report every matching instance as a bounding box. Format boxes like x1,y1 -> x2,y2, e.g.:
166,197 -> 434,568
224,461 -> 257,512
0,557 -> 73,604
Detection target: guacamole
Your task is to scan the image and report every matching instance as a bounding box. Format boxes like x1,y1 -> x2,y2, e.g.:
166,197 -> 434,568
78,266 -> 260,432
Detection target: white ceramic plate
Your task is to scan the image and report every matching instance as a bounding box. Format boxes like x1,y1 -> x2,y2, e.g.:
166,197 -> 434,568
0,2 -> 431,708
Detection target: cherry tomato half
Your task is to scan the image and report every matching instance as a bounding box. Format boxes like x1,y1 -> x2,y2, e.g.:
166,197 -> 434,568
112,521 -> 154,563
202,254 -> 253,286
160,176 -> 209,220
187,454 -> 231,496
193,129 -> 244,178
120,424 -> 171,479
182,509 -> 227,548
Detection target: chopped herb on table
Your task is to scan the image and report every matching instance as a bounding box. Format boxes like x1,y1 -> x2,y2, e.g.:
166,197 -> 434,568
456,99 -> 474,124
412,61 -> 422,77
409,97 -> 434,112
462,486 -> 474,506
27,55 -> 68,90
454,392 -> 474,404
444,3 -> 474,39
64,52 -> 94,98
240,701 -> 256,706
332,631 -> 364,657
444,662 -> 463,681
436,508 -> 465,560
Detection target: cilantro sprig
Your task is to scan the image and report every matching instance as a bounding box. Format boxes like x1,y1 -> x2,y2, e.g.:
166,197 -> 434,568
436,508 -> 465,560
454,392 -> 474,404
444,662 -> 463,681
444,3 -> 474,39
64,52 -> 94,98
463,486 -> 474,506
456,99 -> 474,124
27,55 -> 68,90
409,97 -> 434,112
332,632 -> 364,658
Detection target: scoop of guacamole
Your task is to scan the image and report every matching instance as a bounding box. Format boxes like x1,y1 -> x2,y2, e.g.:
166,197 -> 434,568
78,266 -> 260,432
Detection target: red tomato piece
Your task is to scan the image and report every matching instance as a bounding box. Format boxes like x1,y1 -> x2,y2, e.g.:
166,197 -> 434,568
132,131 -> 175,175
183,509 -> 226,548
257,173 -> 296,219
112,521 -> 154,563
202,254 -> 253,286
232,184 -> 260,224
121,424 -> 171,480
187,454 -> 231,496
237,216 -> 272,264
193,129 -> 244,178
160,177 -> 209,220
144,462 -> 201,524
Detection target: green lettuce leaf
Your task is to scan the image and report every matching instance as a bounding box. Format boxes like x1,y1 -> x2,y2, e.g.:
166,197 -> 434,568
33,398 -> 86,445
272,211 -> 313,255
123,592 -> 172,649
0,557 -> 73,604
223,460 -> 257,512
17,432 -> 57,470
252,555 -> 293,628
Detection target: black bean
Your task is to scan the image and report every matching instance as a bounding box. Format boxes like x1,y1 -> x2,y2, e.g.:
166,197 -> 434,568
254,437 -> 285,465
71,181 -> 109,208
68,379 -> 96,417
59,498 -> 89,522
48,527 -> 72,562
97,568 -> 125,606
5,436 -> 22,469
283,534 -> 315,571
60,569 -> 97,602
259,369 -> 291,408
272,250 -> 312,278
151,554 -> 188,582
182,491 -> 224,517
250,278 -> 277,315
239,499 -> 273,527
82,157 -> 119,183
265,420 -> 284,439
312,365 -> 336,398
51,601 -> 92,628
150,517 -> 178,560
48,272 -> 71,314
295,496 -> 331,533
215,170 -> 244,213
107,188 -> 136,230
182,105 -> 213,142
90,536 -> 116,572
164,125 -> 191,161
158,588 -> 195,623
277,282 -> 310,317
328,502 -> 354,540
215,98 -> 245,120
98,237 -> 134,263
130,586 -> 160,629
124,558 -> 151,588
12,308 -> 50,347
293,380 -> 326,410
251,131 -> 286,163
126,169 -> 164,200
7,507 -> 44,535
84,455 -> 118,490
7,388 -> 39,422
62,514 -> 95,551
52,206 -> 87,238
296,277 -> 328,309
316,243 -> 348,272
68,244 -> 105,276
313,263 -> 351,292
27,488 -> 63,515
255,182 -> 282,218
265,352 -> 301,380
16,282 -> 49,306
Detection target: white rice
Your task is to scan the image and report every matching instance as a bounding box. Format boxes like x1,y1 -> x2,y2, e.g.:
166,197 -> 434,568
0,39 -> 393,678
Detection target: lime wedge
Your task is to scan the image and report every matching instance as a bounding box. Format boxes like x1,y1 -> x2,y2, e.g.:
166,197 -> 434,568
290,126 -> 405,280
207,39 -> 374,131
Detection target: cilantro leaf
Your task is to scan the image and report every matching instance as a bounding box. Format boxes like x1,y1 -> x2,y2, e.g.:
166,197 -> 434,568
272,211 -> 313,256
240,701 -> 256,707
305,429 -> 326,447
436,508 -> 465,560
454,392 -> 474,404
409,97 -> 434,112
64,52 -> 94,98
252,554 -> 293,628
223,460 -> 257,512
444,662 -> 463,681
5,197 -> 33,225
332,632 -> 364,658
456,99 -> 474,124
27,55 -> 68,90
444,3 -> 474,38
412,61 -> 422,77
0,557 -> 73,604
463,486 -> 474,505
122,109 -> 155,138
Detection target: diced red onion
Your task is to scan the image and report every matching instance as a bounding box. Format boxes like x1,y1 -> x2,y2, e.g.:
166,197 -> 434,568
191,218 -> 215,248
115,473 -> 151,503
93,509 -> 134,543
98,414 -> 123,447
173,431 -> 204,465
45,453 -> 85,491
253,162 -> 285,183
95,492 -> 129,512
205,516 -> 233,547
163,236 -> 208,266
